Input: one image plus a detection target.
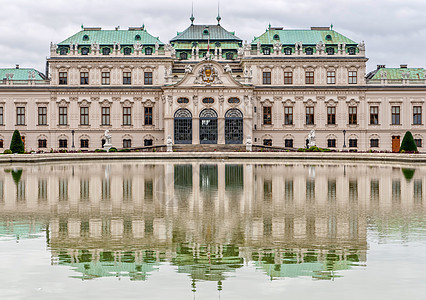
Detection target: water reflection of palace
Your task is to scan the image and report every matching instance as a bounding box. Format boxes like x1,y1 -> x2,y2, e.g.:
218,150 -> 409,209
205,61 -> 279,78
0,162 -> 425,283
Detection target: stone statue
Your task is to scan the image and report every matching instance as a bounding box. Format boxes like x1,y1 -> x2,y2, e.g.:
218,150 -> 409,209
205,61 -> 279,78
243,67 -> 249,77
257,40 -> 261,51
134,42 -> 142,51
184,64 -> 193,73
380,71 -> 387,79
316,41 -> 325,52
224,64 -> 232,73
155,42 -> 159,52
103,129 -> 112,151
358,41 -> 365,51
243,42 -> 251,52
50,42 -> 57,53
237,47 -> 244,56
246,135 -> 253,152
166,135 -> 173,152
249,67 -> 253,78
273,41 -> 282,53
307,129 -> 316,148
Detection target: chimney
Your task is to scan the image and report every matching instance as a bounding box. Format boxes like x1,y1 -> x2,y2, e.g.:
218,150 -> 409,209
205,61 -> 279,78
15,64 -> 19,69
377,65 -> 386,70
400,64 -> 407,68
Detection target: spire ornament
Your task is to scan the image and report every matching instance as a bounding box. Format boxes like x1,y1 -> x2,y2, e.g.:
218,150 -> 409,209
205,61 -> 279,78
216,1 -> 221,25
190,2 -> 195,25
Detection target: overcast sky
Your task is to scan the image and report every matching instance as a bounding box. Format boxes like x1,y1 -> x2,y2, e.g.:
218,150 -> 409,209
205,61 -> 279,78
1,0 -> 426,73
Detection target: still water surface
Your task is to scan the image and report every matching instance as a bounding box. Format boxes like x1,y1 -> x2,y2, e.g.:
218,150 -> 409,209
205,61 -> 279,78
0,161 -> 425,299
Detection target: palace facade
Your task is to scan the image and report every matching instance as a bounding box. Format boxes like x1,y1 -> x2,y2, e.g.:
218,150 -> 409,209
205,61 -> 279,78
0,17 -> 425,151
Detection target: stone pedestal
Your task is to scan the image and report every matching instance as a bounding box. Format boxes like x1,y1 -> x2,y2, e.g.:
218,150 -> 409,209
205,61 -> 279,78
103,143 -> 112,152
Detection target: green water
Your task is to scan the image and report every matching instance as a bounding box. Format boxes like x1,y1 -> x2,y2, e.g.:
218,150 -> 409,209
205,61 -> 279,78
0,161 -> 425,299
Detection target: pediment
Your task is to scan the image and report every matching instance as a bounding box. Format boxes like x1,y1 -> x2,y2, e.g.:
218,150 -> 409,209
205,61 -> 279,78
172,60 -> 244,88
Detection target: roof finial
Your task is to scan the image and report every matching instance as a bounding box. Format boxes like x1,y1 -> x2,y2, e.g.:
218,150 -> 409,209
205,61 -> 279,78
216,1 -> 221,25
330,23 -> 333,30
190,2 -> 195,25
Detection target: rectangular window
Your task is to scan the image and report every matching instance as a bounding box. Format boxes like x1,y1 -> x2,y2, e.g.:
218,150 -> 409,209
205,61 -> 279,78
123,107 -> 132,125
59,139 -> 67,148
415,139 -> 422,148
327,107 -> 336,125
306,106 -> 314,125
16,107 -> 25,125
349,139 -> 358,147
80,107 -> 89,125
80,139 -> 89,148
284,107 -> 293,125
0,139 -> 3,148
392,106 -> 400,125
263,72 -> 271,85
348,71 -> 357,84
102,107 -> 110,125
305,71 -> 314,84
263,107 -> 272,125
80,72 -> 89,85
413,106 -> 422,125
327,71 -> 336,84
284,72 -> 292,85
101,72 -> 110,85
285,139 -> 293,148
327,139 -> 336,148
38,107 -> 47,125
38,139 -> 47,148
144,139 -> 153,146
0,107 -> 3,125
123,72 -> 131,85
370,106 -> 379,125
349,106 -> 357,125
59,72 -> 67,85
59,107 -> 67,125
370,139 -> 379,148
144,107 -> 153,125
123,139 -> 132,148
144,72 -> 153,85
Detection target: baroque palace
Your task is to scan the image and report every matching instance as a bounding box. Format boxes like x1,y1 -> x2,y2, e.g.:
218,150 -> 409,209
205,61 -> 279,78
0,15 -> 425,152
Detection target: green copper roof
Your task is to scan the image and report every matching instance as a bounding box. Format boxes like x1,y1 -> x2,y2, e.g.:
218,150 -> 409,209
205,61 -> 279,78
0,68 -> 46,81
58,29 -> 163,46
173,42 -> 239,50
252,28 -> 357,45
170,25 -> 242,42
369,68 -> 426,80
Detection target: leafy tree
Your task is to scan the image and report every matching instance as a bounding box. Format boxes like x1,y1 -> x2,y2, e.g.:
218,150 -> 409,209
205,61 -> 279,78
400,131 -> 418,152
10,130 -> 25,154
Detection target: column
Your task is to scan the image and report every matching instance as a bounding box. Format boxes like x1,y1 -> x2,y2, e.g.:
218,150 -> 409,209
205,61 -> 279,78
218,117 -> 225,144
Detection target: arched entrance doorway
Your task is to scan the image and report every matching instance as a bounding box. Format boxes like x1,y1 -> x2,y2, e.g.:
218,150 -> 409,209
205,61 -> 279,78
174,109 -> 192,144
199,109 -> 218,144
225,109 -> 243,144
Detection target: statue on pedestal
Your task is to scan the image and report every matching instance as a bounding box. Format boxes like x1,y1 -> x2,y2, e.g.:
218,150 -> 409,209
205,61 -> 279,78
166,135 -> 173,152
307,129 -> 316,148
246,135 -> 253,152
103,129 -> 112,152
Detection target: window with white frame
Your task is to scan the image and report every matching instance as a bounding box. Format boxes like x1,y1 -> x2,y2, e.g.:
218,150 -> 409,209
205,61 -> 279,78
101,107 -> 110,125
16,107 -> 25,125
413,106 -> 422,125
0,107 -> 3,125
392,106 -> 400,125
123,107 -> 132,125
349,106 -> 357,125
348,71 -> 357,84
101,72 -> 110,85
370,106 -> 379,125
80,107 -> 89,125
284,106 -> 293,125
59,107 -> 67,125
327,71 -> 336,84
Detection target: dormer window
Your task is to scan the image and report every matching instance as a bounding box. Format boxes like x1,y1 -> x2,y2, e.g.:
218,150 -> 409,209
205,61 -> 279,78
102,47 -> 110,55
135,34 -> 141,41
124,47 -> 132,55
145,47 -> 152,55
284,47 -> 292,55
215,42 -> 221,47
326,47 -> 334,55
226,52 -> 233,60
203,29 -> 209,35
192,42 -> 198,47
59,47 -> 68,55
348,47 -> 356,55
263,48 -> 271,55
273,34 -> 280,40
81,47 -> 89,55
325,34 -> 332,41
305,47 -> 313,55
82,35 -> 89,41
180,52 -> 188,60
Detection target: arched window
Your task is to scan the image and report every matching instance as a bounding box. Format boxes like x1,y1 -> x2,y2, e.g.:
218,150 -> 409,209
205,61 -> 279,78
273,34 -> 280,40
174,109 -> 192,144
226,52 -> 233,60
284,47 -> 292,55
326,47 -> 334,55
203,29 -> 209,35
102,48 -> 110,55
145,47 -> 152,55
348,47 -> 356,55
305,47 -> 313,55
82,35 -> 89,41
225,109 -> 243,144
59,47 -> 68,55
325,34 -> 332,41
81,47 -> 89,55
177,97 -> 189,104
124,47 -> 132,55
202,97 -> 214,104
135,34 -> 141,41
199,109 -> 218,144
180,52 -> 188,60
263,48 -> 271,55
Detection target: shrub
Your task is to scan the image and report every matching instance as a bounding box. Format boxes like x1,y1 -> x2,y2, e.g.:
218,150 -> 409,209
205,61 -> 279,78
297,148 -> 305,152
118,148 -> 130,152
95,149 -> 107,152
400,131 -> 418,152
109,147 -> 118,152
10,130 -> 25,154
4,149 -> 12,154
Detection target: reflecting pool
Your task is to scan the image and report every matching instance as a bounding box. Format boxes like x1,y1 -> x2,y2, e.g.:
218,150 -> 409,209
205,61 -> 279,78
0,161 -> 425,299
